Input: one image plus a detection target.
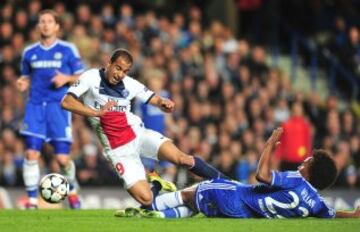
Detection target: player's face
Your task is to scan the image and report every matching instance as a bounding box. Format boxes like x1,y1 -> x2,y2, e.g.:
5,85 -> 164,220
106,57 -> 132,85
38,13 -> 59,38
298,157 -> 313,171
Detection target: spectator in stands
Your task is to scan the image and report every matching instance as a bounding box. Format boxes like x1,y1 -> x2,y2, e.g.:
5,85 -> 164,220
275,101 -> 312,171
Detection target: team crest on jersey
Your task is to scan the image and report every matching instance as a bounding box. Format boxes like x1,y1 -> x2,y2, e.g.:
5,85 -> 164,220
121,89 -> 129,98
72,80 -> 80,87
31,54 -> 37,60
54,52 -> 63,60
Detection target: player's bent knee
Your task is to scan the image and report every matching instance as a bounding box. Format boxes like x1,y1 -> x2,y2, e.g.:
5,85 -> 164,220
128,181 -> 153,206
56,155 -> 70,167
25,150 -> 40,160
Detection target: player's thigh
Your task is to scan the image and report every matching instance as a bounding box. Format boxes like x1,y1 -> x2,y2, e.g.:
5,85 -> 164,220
20,102 -> 46,139
106,141 -> 147,189
46,102 -> 72,141
139,128 -> 170,160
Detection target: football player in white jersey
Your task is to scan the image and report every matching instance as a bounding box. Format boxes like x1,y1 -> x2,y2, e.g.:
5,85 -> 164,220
61,49 -> 229,207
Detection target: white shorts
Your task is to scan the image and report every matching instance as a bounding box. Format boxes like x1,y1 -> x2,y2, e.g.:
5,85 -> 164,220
104,125 -> 170,189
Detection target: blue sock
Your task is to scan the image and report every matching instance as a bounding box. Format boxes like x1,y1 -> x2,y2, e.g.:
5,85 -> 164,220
163,208 -> 179,218
189,156 -> 230,180
151,181 -> 162,197
141,181 -> 162,210
162,206 -> 193,218
26,188 -> 38,200
69,183 -> 76,192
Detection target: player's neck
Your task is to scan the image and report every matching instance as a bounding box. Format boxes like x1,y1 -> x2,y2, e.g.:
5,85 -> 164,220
40,36 -> 58,47
299,168 -> 309,181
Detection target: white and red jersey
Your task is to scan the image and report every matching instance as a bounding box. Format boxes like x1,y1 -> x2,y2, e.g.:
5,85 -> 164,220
67,68 -> 155,151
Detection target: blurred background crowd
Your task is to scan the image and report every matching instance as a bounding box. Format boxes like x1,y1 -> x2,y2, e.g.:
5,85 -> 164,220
0,0 -> 360,190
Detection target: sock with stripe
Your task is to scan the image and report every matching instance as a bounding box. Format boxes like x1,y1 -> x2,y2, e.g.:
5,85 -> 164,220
23,159 -> 40,205
150,191 -> 183,211
161,206 -> 193,218
189,156 -> 230,180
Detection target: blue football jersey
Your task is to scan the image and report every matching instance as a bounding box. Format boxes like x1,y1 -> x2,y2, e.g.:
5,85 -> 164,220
21,40 -> 85,103
137,90 -> 168,133
196,172 -> 335,219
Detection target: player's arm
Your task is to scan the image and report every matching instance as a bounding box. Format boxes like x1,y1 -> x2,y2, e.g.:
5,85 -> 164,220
52,71 -> 81,88
148,94 -> 175,113
16,76 -> 31,92
335,207 -> 360,218
61,93 -> 116,117
255,127 -> 283,185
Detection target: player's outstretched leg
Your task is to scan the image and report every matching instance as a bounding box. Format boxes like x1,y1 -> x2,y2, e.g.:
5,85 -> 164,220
23,150 -> 41,209
158,141 -> 230,180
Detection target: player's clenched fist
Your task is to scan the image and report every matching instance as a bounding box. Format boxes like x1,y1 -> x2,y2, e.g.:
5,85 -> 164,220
160,98 -> 175,113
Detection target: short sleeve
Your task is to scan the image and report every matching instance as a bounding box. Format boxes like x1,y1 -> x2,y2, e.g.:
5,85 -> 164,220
20,51 -> 31,77
67,71 -> 91,97
67,44 -> 85,74
271,171 -> 302,189
131,79 -> 155,103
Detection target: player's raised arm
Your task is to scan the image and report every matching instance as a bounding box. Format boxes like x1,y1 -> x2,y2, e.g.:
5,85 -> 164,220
61,94 -> 116,117
148,94 -> 175,113
255,127 -> 283,185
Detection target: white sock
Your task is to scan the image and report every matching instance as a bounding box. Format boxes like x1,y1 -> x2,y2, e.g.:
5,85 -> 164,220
60,160 -> 77,193
152,191 -> 183,211
23,159 -> 40,204
23,159 -> 40,191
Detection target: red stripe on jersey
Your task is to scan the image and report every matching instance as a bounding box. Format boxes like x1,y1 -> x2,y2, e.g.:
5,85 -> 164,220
100,111 -> 136,149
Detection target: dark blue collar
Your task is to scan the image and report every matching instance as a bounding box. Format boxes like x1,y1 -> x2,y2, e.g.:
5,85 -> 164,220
99,69 -> 129,98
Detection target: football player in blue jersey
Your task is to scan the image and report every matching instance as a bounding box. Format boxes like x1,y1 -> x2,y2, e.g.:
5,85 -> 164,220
16,10 -> 85,209
116,127 -> 360,219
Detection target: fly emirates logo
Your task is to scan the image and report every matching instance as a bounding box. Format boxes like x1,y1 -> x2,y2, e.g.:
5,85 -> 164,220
94,99 -> 129,112
31,60 -> 62,68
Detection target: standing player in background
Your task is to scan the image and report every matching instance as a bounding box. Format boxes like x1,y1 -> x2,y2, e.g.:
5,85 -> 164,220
61,49 -> 229,208
135,73 -> 176,183
16,10 -> 85,209
117,128 -> 360,219
274,102 -> 312,171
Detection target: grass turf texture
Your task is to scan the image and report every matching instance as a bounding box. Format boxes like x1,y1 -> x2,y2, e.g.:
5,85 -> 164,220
0,210 -> 359,232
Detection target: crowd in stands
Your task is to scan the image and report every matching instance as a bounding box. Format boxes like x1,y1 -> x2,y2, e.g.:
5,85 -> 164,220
0,1 -> 359,189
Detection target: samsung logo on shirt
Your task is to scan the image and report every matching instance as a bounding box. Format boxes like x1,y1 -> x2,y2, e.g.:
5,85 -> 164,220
31,60 -> 62,68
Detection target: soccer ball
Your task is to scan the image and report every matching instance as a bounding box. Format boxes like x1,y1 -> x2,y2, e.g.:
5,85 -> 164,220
39,173 -> 70,204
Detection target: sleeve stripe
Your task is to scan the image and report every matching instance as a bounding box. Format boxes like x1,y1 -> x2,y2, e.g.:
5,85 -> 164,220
145,93 -> 156,104
74,69 -> 85,74
66,92 -> 80,99
271,171 -> 276,186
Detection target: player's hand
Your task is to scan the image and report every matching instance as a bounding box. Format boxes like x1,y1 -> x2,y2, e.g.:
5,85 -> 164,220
96,100 -> 117,117
16,77 -> 30,92
266,127 -> 283,148
52,71 -> 70,88
160,98 -> 175,113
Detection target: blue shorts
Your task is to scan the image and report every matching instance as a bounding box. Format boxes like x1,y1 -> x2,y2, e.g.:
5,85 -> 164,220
20,101 -> 72,152
195,179 -> 251,218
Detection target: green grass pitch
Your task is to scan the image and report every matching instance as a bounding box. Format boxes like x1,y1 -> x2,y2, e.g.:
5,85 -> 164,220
0,210 -> 359,232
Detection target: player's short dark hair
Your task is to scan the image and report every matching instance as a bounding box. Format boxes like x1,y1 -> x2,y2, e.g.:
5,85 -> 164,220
39,9 -> 61,25
308,149 -> 337,190
110,49 -> 133,64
